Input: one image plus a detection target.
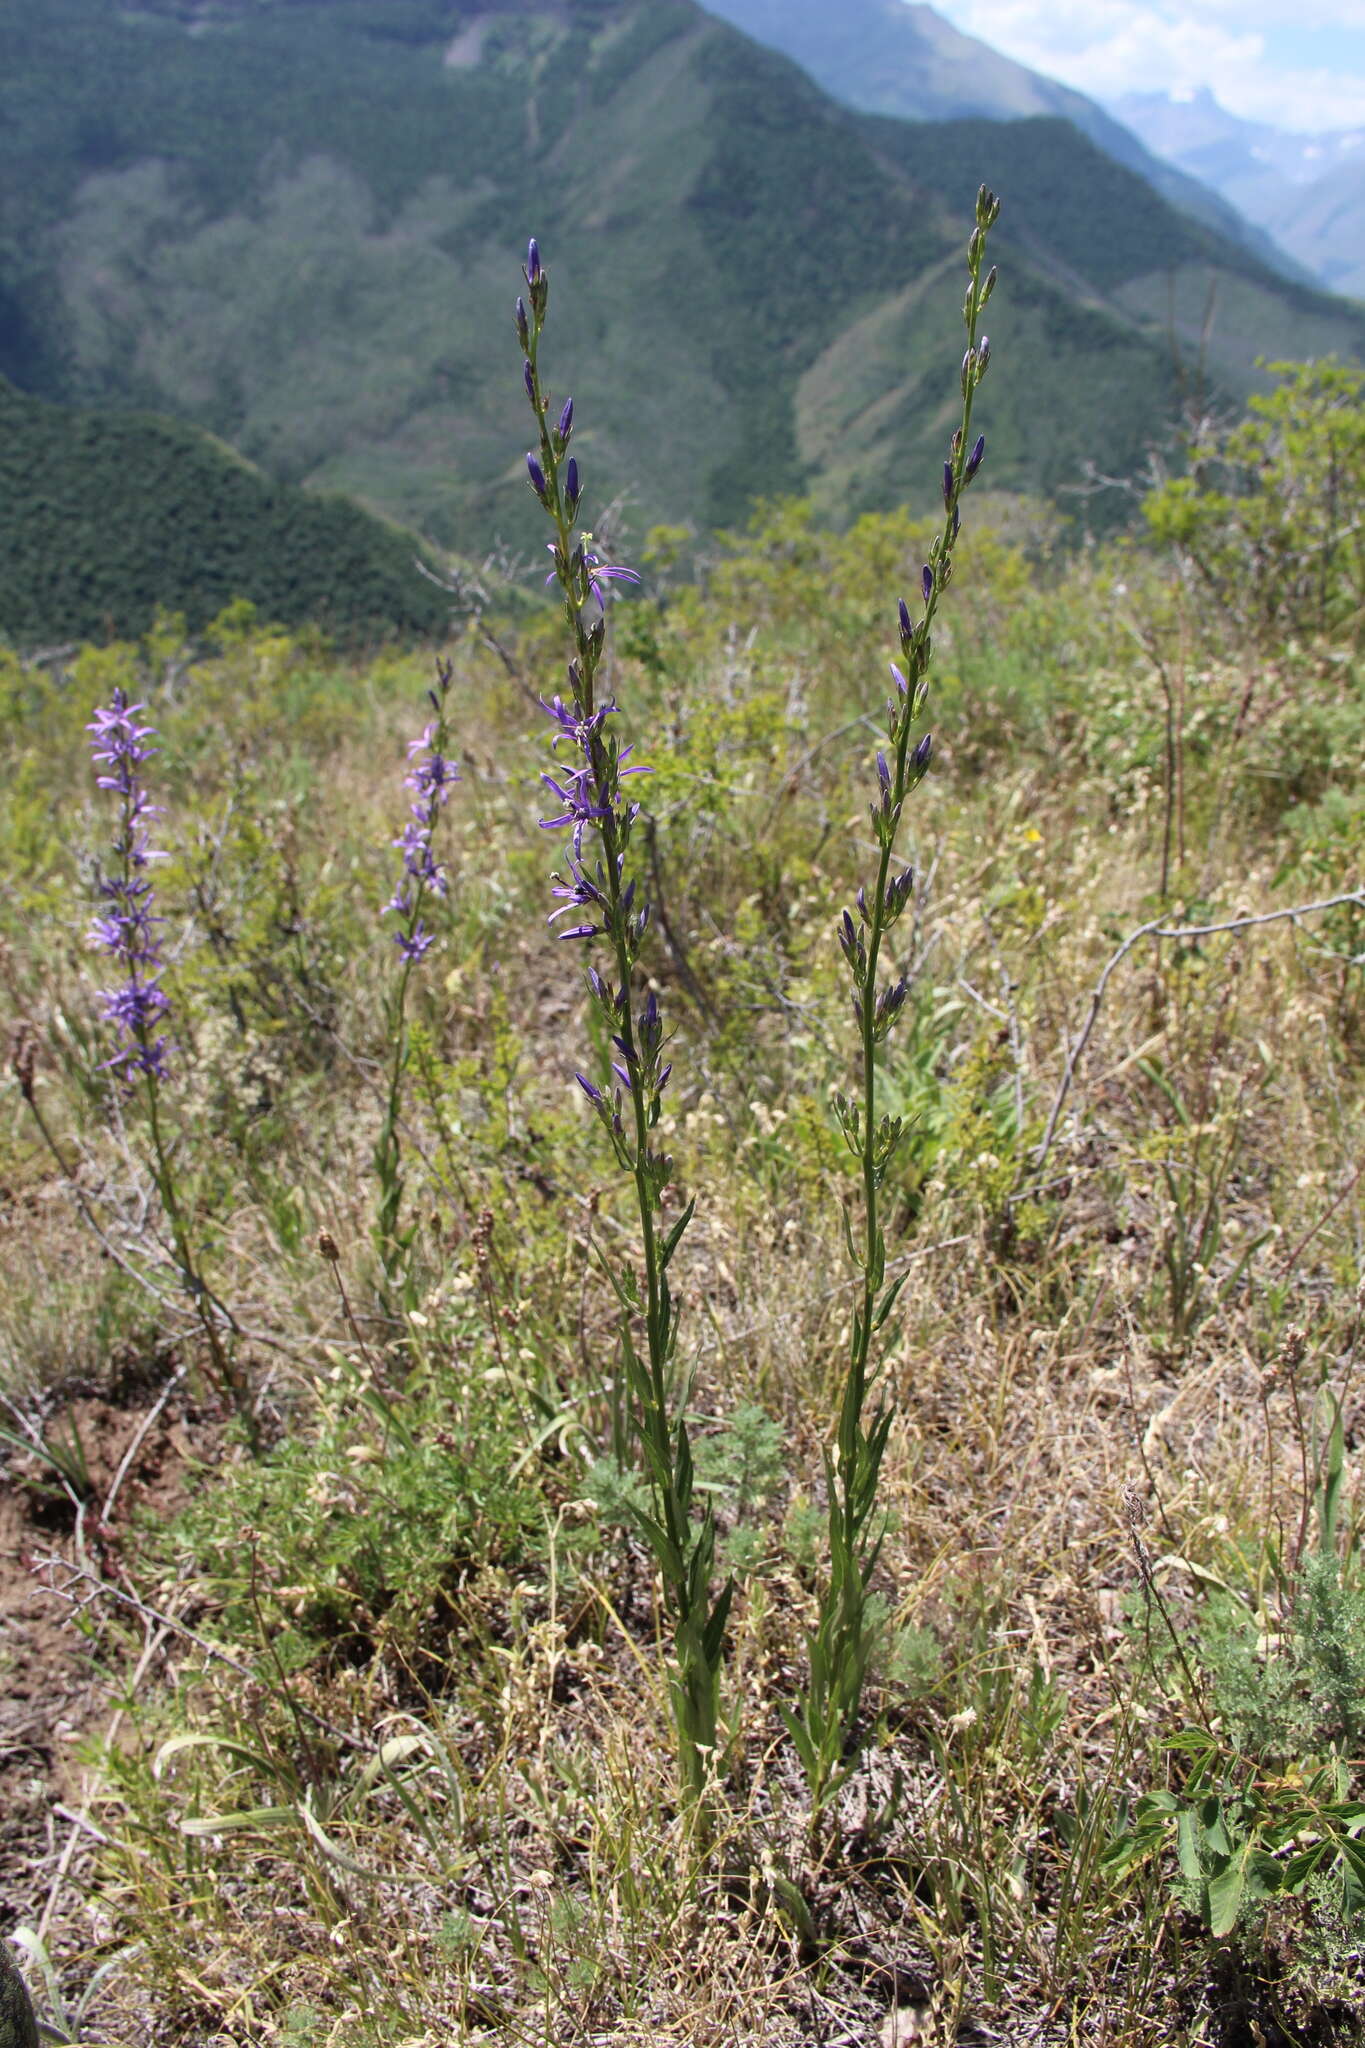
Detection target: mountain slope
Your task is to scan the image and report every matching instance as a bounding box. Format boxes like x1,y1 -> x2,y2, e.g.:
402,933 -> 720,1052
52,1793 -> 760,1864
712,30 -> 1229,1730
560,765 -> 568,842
1,0 -> 1361,568
0,376 -> 448,644
1113,89 -> 1365,300
697,0 -> 1314,284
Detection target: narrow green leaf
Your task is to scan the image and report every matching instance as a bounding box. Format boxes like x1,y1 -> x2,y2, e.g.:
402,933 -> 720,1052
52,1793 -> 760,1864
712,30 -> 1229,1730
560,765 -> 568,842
659,1196 -> 695,1272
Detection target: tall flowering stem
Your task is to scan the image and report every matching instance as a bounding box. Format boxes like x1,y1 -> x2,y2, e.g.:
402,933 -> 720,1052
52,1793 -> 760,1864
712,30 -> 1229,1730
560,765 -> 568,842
374,657 -> 459,1301
87,688 -> 249,1422
784,189 -> 1002,1816
517,239 -> 732,1822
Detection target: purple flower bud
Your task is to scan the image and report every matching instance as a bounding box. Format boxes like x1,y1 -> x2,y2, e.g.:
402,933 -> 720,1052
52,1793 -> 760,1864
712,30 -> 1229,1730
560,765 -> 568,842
558,396 -> 574,442
576,1073 -> 603,1104
890,662 -> 908,697
913,733 -> 933,774
965,433 -> 985,481
898,597 -> 912,643
942,461 -> 954,511
876,750 -> 892,794
524,361 -> 536,404
526,453 -> 548,500
565,457 -> 580,508
526,238 -> 541,283
922,565 -> 933,606
657,1063 -> 672,1093
515,296 -> 529,348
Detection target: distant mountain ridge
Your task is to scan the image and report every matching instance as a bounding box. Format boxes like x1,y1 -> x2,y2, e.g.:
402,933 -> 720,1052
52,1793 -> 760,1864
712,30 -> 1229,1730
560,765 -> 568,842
696,0 -> 1315,285
1,0 -> 1362,624
1113,89 -> 1365,301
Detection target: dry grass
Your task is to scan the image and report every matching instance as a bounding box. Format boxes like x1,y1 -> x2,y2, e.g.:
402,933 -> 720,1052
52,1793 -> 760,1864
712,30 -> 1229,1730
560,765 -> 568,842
1,526 -> 1362,2046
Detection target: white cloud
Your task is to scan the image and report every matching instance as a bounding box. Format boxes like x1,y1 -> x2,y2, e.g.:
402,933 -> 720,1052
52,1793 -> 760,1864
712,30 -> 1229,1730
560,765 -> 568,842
941,1 -> 1365,131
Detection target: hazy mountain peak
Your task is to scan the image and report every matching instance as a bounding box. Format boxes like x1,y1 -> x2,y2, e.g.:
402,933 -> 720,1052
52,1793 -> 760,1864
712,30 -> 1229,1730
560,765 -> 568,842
1113,86 -> 1365,298
696,0 -> 1312,284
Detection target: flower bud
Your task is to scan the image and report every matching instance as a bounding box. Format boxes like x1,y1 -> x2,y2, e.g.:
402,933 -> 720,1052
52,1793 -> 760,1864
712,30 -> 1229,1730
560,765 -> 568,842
964,433 -> 985,482
565,457 -> 581,510
526,453 -> 548,500
526,238 -> 542,284
515,296 -> 529,349
557,396 -> 574,444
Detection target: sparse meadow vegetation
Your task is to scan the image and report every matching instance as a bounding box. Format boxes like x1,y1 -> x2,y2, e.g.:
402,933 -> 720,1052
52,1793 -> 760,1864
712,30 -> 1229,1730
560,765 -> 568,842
1,208 -> 1364,2048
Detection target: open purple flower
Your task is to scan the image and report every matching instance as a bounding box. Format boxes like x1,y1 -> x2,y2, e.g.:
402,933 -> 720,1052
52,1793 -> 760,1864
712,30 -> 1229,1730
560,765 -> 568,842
545,542 -> 641,613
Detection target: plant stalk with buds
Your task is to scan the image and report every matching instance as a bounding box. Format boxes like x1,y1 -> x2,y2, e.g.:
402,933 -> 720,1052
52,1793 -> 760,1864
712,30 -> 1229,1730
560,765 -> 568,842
784,188 -> 1002,1817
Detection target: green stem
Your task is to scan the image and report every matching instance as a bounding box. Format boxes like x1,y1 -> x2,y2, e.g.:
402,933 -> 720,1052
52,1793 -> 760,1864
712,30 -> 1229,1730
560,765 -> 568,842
805,196 -> 999,1813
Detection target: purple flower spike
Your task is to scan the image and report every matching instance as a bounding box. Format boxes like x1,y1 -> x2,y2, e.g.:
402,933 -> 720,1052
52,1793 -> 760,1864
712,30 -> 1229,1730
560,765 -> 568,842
87,688 -> 174,1085
383,666 -> 459,965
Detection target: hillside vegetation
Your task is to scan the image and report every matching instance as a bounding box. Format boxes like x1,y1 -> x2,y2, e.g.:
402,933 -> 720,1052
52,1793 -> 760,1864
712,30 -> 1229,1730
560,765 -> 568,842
2,0 -> 1361,564
0,377 -> 449,644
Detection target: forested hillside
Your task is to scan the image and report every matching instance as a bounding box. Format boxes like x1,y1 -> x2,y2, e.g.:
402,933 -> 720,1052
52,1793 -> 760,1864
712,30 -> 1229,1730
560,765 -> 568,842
0,378 -> 448,642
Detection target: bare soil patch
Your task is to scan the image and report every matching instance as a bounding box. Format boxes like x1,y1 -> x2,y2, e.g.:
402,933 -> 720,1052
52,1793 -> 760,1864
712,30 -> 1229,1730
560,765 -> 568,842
0,1372 -> 211,1961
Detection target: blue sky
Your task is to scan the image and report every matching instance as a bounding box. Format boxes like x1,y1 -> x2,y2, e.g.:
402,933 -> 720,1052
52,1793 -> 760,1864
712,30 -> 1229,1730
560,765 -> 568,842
939,2 -> 1365,130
